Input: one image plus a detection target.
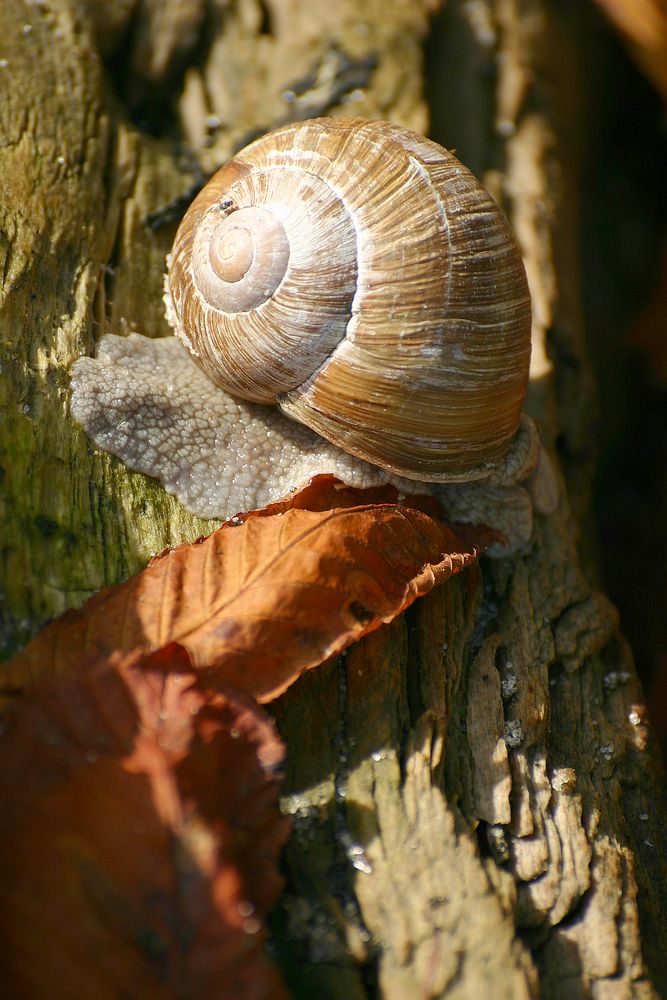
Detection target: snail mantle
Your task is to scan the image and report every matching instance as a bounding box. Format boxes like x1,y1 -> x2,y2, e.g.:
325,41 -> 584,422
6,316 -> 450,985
70,117 -> 557,555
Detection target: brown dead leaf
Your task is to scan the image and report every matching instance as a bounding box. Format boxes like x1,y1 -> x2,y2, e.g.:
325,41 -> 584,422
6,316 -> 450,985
594,0 -> 667,103
234,473 -> 444,519
5,477 -> 493,703
0,643 -> 289,1000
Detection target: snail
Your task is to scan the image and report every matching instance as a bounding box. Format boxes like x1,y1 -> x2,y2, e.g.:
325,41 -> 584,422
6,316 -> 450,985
71,117 -> 557,553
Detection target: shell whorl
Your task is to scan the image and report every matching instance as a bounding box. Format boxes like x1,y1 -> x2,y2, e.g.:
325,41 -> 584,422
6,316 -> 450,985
192,204 -> 290,309
166,117 -> 532,482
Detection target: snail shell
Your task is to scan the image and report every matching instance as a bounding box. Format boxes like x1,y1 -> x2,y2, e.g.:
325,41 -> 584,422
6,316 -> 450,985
165,117 -> 532,482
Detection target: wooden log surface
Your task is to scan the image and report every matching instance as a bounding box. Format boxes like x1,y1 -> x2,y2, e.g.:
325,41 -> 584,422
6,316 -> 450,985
0,0 -> 665,997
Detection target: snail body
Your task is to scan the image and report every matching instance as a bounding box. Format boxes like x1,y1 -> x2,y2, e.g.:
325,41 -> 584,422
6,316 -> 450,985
165,118 -> 532,483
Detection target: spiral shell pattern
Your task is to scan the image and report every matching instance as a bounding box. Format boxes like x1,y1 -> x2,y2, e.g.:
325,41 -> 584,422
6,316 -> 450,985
166,118 -> 532,482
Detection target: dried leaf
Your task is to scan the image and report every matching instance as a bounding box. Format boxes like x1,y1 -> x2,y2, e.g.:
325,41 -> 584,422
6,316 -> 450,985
236,473 -> 444,519
0,644 -> 289,1000
5,478 -> 493,702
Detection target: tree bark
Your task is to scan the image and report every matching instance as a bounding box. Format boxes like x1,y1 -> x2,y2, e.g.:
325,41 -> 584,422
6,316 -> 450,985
1,1 -> 665,997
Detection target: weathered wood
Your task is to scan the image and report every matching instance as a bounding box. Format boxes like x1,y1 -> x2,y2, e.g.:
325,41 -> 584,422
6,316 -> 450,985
0,0 -> 215,658
1,0 -> 665,997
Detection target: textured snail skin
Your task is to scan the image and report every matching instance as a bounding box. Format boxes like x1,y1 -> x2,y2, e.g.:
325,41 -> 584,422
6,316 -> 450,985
70,336 -> 551,555
70,119 -> 558,555
70,334 -> 418,519
166,117 -> 532,483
